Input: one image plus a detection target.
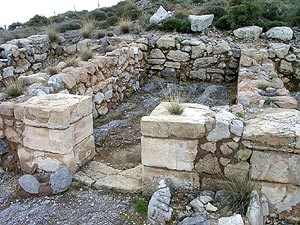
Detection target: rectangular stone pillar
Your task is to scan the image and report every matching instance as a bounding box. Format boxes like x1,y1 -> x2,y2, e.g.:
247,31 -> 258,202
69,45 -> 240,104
15,94 -> 96,173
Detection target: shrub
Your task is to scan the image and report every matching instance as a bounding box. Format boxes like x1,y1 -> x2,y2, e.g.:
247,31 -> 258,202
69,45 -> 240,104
222,177 -> 254,215
80,18 -> 95,38
26,14 -> 49,27
118,18 -> 132,34
107,16 -> 118,26
46,65 -> 59,75
165,89 -> 185,115
161,18 -> 191,33
257,82 -> 272,91
47,28 -> 61,43
214,15 -> 232,30
265,97 -> 277,105
56,21 -> 81,33
8,22 -> 23,30
200,6 -> 227,20
89,9 -> 108,21
65,58 -> 79,67
80,49 -> 94,61
3,83 -> 24,98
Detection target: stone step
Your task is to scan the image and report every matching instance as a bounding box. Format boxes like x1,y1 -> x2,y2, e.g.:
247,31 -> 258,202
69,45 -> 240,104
73,161 -> 142,193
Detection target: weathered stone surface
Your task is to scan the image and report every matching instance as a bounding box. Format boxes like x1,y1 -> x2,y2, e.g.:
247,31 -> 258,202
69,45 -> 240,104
148,48 -> 165,59
269,43 -> 290,59
243,108 -> 300,150
200,142 -> 216,153
164,61 -> 180,69
141,102 -> 213,139
0,102 -> 15,117
3,66 -> 14,78
279,60 -> 294,74
224,162 -> 249,180
142,166 -> 200,194
275,96 -> 298,109
213,40 -> 231,54
18,174 -> 40,194
189,14 -> 214,32
266,26 -> 293,41
166,50 -> 189,62
233,26 -> 263,40
195,154 -> 221,174
246,190 -> 264,225
218,214 -> 244,225
48,74 -> 64,91
148,180 -> 173,225
191,43 -> 206,59
50,165 -> 73,194
149,6 -> 174,24
207,110 -> 236,142
178,214 -> 209,225
0,139 -> 9,155
189,69 -> 206,80
193,57 -> 218,68
142,137 -> 198,171
156,35 -> 175,49
230,119 -> 244,137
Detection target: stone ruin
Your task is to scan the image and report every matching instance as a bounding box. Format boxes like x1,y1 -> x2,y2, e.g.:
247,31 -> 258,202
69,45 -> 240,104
0,25 -> 300,221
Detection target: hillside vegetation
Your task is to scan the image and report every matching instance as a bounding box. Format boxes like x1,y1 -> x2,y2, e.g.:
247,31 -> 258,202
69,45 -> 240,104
0,0 -> 299,43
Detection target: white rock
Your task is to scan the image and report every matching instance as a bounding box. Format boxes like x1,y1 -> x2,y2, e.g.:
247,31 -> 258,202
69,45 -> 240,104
149,6 -> 174,24
218,214 -> 244,225
189,14 -> 214,32
266,26 -> 293,41
246,190 -> 264,225
230,119 -> 244,136
199,195 -> 214,204
233,26 -> 263,40
206,202 -> 218,212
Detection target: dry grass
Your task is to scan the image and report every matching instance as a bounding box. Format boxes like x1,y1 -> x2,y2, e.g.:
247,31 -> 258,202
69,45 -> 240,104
3,79 -> 24,98
165,89 -> 185,115
65,58 -> 79,67
47,27 -> 61,43
80,18 -> 95,38
80,49 -> 94,61
118,17 -> 132,34
46,65 -> 60,75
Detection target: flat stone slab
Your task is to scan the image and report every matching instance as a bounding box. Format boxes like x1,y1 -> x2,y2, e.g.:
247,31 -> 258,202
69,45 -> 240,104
243,108 -> 300,152
141,102 -> 214,139
73,161 -> 142,193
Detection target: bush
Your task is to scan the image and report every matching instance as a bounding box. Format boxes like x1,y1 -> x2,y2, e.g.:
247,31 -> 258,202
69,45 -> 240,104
115,3 -> 141,20
118,18 -> 132,34
26,14 -> 49,27
107,16 -> 118,26
214,15 -> 232,30
8,22 -> 23,30
262,1 -> 284,21
47,28 -> 61,43
80,49 -> 94,61
160,17 -> 191,33
89,9 -> 108,21
200,6 -> 227,20
222,177 -> 254,215
80,17 -> 95,38
0,27 -> 38,44
56,21 -> 81,33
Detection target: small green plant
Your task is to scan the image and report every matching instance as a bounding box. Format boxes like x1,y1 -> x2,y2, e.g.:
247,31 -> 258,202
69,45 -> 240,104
118,17 -> 132,34
80,49 -> 94,61
265,97 -> 277,105
165,89 -> 185,115
222,177 -> 254,215
269,73 -> 277,80
80,18 -> 95,38
134,195 -> 148,214
65,58 -> 79,67
47,27 -> 61,43
3,82 -> 24,98
257,83 -> 271,91
46,65 -> 59,75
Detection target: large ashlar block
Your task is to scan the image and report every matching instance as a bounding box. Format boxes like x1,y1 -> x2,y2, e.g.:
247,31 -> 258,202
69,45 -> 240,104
243,108 -> 300,152
142,137 -> 198,171
18,136 -> 95,173
14,94 -> 92,129
142,166 -> 200,194
141,102 -> 214,139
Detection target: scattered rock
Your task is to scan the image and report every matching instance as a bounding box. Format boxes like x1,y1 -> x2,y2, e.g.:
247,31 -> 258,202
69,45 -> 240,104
189,14 -> 214,32
18,174 -> 40,194
233,26 -> 263,40
149,6 -> 174,25
50,165 -> 73,194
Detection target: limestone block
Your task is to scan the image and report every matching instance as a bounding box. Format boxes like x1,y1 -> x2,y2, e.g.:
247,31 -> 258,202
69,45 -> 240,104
213,40 -> 231,54
200,142 -> 216,153
224,161 -> 249,180
195,154 -> 221,174
269,43 -> 290,59
274,96 -> 298,109
193,57 -> 218,68
149,6 -> 174,24
156,36 -> 175,49
142,137 -> 198,171
189,69 -> 206,80
74,114 -> 93,144
15,94 -> 92,129
23,125 -> 74,154
164,61 -> 181,69
266,26 -> 293,41
166,50 -> 190,62
279,60 -> 294,74
243,108 -> 300,150
250,151 -> 300,184
141,102 -> 213,139
233,26 -> 263,40
0,102 -> 15,117
73,135 -> 96,167
191,43 -> 206,59
142,166 -> 200,194
189,14 -> 214,32
148,48 -> 165,59
4,127 -> 21,144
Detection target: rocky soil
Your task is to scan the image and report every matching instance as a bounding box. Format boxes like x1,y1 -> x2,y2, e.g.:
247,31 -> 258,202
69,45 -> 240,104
0,76 -> 236,224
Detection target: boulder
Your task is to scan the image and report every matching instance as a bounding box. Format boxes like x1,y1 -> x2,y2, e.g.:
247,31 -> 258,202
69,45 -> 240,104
233,26 -> 263,40
189,14 -> 214,32
50,165 -> 73,194
269,43 -> 290,59
149,6 -> 174,24
266,26 -> 293,41
18,174 -> 40,194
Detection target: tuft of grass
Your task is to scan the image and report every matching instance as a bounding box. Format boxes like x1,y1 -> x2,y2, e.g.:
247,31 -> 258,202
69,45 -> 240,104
118,17 -> 132,34
80,49 -> 94,61
257,82 -> 272,91
222,177 -> 254,215
3,82 -> 24,98
80,18 -> 95,38
134,195 -> 148,214
46,65 -> 59,75
265,97 -> 277,105
165,89 -> 185,115
65,58 -> 79,67
47,27 -> 61,43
